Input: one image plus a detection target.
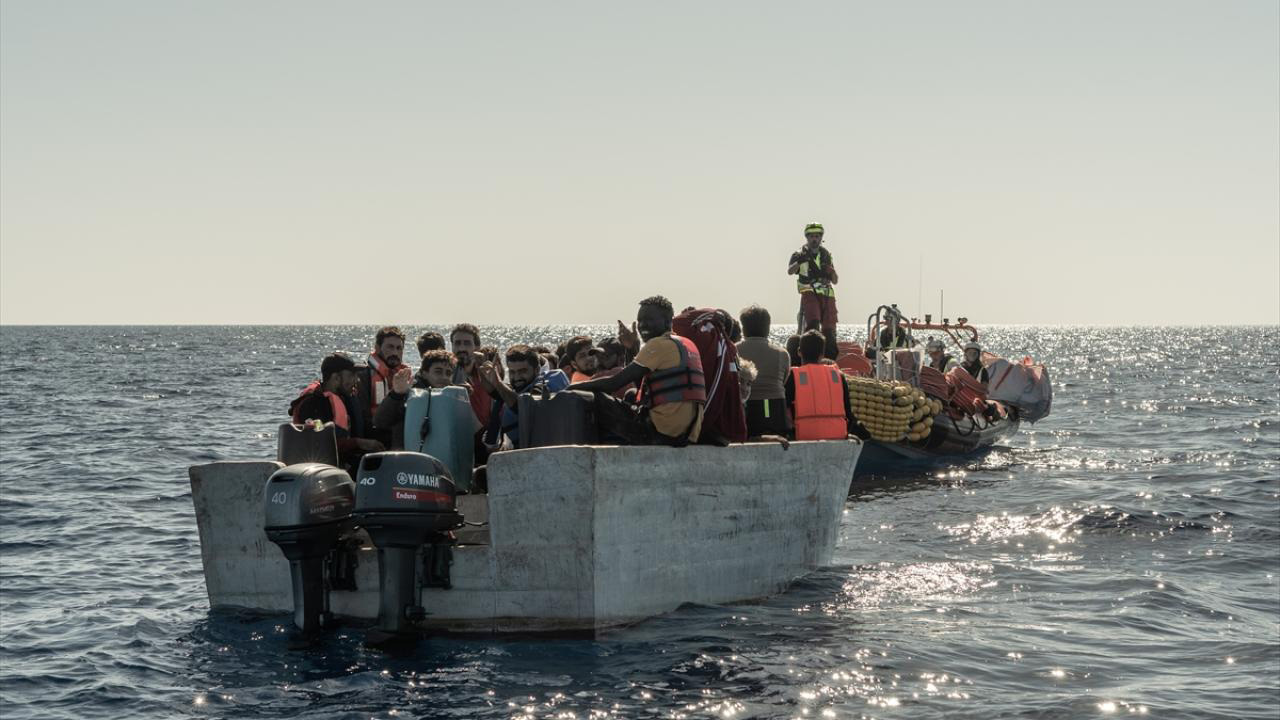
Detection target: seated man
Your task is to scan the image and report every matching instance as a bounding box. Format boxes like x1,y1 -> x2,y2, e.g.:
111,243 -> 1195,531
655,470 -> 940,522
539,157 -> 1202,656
872,308 -> 914,358
450,323 -> 492,429
587,337 -> 633,397
785,330 -> 854,441
568,295 -> 705,446
926,338 -> 959,373
477,344 -> 570,449
960,341 -> 990,384
416,331 -> 445,356
735,304 -> 792,437
290,353 -> 383,468
563,335 -> 597,384
353,326 -> 407,447
372,349 -> 460,450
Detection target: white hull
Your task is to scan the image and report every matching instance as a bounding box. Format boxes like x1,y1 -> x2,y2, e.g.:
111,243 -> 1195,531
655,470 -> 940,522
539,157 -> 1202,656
190,441 -> 861,633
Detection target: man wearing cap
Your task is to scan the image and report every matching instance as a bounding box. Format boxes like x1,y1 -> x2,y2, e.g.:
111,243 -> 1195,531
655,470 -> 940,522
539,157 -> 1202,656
289,352 -> 385,468
788,222 -> 839,360
586,337 -> 634,398
926,338 -> 959,374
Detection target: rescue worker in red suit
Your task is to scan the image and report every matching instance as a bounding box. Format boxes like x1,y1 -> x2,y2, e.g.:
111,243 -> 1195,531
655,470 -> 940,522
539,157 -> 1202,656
290,352 -> 385,469
671,306 -> 747,445
353,326 -> 407,449
788,222 -> 839,360
785,330 -> 855,440
569,295 -> 706,446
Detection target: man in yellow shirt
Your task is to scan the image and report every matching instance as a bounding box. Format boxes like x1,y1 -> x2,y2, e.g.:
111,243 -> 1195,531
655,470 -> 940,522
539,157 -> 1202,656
568,296 -> 706,446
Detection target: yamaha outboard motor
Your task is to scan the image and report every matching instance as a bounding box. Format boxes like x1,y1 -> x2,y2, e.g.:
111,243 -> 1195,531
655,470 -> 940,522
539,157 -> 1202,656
263,463 -> 356,633
353,452 -> 462,639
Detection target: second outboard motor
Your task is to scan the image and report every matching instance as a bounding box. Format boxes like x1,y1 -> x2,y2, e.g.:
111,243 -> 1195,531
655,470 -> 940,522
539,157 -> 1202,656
353,452 -> 462,639
263,463 -> 355,633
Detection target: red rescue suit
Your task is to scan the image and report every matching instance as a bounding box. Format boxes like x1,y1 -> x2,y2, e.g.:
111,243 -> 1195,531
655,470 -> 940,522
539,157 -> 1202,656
790,364 -> 847,440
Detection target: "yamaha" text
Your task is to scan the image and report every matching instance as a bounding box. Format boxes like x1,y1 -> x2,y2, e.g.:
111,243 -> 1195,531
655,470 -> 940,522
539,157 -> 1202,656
395,472 -> 443,488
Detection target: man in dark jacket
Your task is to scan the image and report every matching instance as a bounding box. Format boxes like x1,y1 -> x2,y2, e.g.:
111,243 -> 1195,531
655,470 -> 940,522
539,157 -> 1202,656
289,353 -> 384,468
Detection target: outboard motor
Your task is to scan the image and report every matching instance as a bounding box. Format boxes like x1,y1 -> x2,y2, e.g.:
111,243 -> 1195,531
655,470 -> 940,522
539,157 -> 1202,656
353,452 -> 462,639
263,463 -> 356,633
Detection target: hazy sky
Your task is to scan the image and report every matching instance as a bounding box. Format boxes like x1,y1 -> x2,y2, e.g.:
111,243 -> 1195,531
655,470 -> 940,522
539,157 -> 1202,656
2,1 -> 1277,325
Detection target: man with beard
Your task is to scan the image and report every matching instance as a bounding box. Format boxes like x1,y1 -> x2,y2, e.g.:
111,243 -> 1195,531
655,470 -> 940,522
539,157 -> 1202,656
449,323 -> 492,429
568,295 -> 706,446
353,326 -> 406,448
291,352 -> 384,469
563,335 -> 597,384
476,344 -> 569,450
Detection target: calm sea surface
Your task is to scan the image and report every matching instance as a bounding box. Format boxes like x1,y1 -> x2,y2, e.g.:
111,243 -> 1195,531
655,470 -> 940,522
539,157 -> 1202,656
1,325 -> 1277,719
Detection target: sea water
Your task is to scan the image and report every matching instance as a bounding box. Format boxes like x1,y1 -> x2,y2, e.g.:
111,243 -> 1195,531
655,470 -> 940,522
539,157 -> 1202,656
0,325 -> 1276,719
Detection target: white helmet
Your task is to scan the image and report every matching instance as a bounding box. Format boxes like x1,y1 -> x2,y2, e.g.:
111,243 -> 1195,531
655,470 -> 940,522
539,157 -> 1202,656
926,338 -> 945,352
963,341 -> 981,352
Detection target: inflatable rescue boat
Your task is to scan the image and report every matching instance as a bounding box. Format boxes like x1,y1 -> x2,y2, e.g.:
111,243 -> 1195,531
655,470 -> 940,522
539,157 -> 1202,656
837,307 -> 1052,475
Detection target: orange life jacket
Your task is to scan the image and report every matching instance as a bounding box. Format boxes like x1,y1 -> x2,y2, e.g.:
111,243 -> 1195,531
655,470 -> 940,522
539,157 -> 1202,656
637,334 -> 708,408
791,364 -> 847,440
291,381 -> 350,431
365,354 -> 398,416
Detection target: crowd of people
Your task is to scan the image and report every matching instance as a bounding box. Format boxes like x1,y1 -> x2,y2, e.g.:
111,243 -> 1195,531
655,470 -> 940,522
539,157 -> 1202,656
288,222 -> 999,484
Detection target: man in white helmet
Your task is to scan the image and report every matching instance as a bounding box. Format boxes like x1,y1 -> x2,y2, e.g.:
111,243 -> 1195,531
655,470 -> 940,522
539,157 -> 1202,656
960,341 -> 989,384
926,338 -> 959,374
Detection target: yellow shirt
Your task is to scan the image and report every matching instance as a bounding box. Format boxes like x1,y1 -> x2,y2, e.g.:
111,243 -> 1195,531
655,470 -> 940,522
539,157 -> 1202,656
634,333 -> 704,442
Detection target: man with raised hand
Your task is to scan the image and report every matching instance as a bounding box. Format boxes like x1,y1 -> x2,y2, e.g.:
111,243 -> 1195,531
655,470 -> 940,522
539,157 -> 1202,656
569,295 -> 706,446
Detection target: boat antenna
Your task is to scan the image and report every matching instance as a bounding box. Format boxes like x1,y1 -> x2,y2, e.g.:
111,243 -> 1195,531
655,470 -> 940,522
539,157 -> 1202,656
917,254 -> 923,321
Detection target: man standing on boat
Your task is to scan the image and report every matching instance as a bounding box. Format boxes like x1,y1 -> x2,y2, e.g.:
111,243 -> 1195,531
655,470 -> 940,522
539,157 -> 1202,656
568,295 -> 705,446
788,222 -> 839,360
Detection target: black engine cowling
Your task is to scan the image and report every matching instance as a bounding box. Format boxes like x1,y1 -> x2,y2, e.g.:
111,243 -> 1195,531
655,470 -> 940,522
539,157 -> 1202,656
263,463 -> 355,633
353,452 -> 463,637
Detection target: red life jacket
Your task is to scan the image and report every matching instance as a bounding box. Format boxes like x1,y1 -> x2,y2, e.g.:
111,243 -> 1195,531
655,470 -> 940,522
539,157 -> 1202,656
637,334 -> 708,408
291,381 -> 350,431
791,364 -> 847,440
